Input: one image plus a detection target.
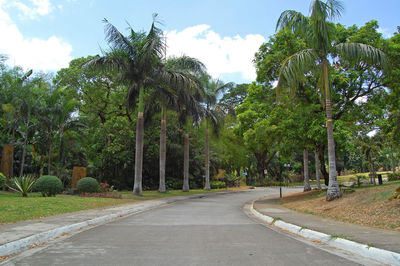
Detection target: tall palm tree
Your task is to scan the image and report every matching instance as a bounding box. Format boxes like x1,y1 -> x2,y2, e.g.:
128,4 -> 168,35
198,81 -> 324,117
86,15 -> 199,195
156,56 -> 206,193
276,0 -> 388,200
201,75 -> 234,190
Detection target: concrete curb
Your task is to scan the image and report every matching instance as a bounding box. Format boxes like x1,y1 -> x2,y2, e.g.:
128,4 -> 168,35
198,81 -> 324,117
0,201 -> 164,257
0,190 -> 247,258
251,202 -> 400,266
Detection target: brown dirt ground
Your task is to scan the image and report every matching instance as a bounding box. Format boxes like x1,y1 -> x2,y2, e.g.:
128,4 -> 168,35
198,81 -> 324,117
280,184 -> 400,231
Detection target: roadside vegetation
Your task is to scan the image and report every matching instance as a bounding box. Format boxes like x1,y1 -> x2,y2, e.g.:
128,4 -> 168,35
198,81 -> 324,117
0,0 -> 400,227
280,181 -> 400,231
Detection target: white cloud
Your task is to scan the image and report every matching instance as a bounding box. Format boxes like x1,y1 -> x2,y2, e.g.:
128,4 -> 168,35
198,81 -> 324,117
377,27 -> 392,39
9,0 -> 52,19
0,0 -> 73,72
165,25 -> 265,82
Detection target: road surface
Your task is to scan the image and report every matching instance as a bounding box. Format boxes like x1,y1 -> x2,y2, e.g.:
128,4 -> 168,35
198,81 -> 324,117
4,188 -> 362,266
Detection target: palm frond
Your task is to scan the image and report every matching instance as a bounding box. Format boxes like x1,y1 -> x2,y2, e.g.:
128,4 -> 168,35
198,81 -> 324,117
334,43 -> 390,71
126,83 -> 139,108
103,18 -> 135,56
322,0 -> 344,20
276,10 -> 309,33
278,49 -> 319,86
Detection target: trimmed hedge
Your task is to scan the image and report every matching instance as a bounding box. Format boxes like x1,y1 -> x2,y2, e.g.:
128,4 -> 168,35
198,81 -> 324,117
77,177 -> 100,193
210,181 -> 226,189
34,175 -> 63,196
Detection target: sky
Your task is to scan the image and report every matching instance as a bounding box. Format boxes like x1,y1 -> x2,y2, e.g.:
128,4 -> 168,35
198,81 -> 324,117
0,0 -> 399,84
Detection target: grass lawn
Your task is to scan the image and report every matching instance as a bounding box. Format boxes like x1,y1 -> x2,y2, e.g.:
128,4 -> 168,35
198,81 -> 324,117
0,186 -> 248,224
279,181 -> 400,231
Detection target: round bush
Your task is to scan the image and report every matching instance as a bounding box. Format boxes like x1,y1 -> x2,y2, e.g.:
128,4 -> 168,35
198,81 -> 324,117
77,177 -> 100,193
34,175 -> 63,197
35,175 -> 63,196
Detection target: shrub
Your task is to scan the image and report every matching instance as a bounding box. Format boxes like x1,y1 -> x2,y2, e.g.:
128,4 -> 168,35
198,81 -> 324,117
396,186 -> 400,193
34,175 -> 63,196
210,181 -> 226,189
77,177 -> 100,193
7,175 -> 36,197
387,172 -> 400,181
0,173 -> 6,189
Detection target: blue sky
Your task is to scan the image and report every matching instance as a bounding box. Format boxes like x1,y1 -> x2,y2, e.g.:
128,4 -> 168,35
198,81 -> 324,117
0,0 -> 399,84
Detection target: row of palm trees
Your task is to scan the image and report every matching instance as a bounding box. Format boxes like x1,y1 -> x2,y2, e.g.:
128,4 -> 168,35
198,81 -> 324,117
86,15 -> 228,195
276,0 -> 389,200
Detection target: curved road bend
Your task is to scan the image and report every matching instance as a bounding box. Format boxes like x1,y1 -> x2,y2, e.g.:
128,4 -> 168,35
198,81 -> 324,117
5,188 -> 363,266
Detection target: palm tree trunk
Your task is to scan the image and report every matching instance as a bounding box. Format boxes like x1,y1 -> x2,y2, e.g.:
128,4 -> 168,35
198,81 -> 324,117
19,117 -> 30,177
303,148 -> 311,191
391,150 -> 396,173
182,133 -> 190,192
158,107 -> 167,193
204,127 -> 211,190
48,142 -> 52,175
133,111 -> 144,196
325,97 -> 341,200
315,148 -> 321,189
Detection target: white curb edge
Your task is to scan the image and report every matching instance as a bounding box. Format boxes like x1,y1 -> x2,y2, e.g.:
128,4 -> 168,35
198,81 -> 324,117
0,201 -> 164,257
251,202 -> 400,266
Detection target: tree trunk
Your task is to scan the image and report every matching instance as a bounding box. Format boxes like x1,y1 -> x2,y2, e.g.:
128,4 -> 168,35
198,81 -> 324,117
182,133 -> 190,192
133,112 -> 144,195
315,148 -> 321,189
48,142 -> 52,175
158,116 -> 167,193
392,152 -> 396,173
204,128 -> 211,190
303,149 -> 311,191
325,97 -> 341,200
19,116 -> 30,177
318,145 -> 329,186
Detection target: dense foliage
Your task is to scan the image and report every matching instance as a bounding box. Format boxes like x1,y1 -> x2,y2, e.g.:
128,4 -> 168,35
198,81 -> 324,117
0,6 -> 399,198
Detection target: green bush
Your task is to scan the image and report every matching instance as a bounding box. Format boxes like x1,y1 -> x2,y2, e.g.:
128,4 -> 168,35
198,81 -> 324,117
34,175 -> 63,196
387,172 -> 400,181
77,177 -> 100,193
210,181 -> 226,189
0,173 -> 6,189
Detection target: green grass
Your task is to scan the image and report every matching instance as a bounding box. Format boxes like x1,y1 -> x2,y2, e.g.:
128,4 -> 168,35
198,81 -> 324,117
0,192 -> 136,224
0,187 -> 243,224
337,171 -> 391,183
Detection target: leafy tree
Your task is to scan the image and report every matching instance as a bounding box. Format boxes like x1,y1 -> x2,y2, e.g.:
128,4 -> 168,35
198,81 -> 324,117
276,0 -> 388,200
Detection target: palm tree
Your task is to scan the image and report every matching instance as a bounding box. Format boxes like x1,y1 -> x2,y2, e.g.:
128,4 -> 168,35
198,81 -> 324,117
303,148 -> 311,191
86,15 -> 200,195
276,0 -> 388,200
156,56 -> 206,193
201,75 -> 234,190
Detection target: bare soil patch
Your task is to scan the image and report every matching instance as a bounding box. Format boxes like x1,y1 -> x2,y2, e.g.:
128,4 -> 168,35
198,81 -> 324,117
280,183 -> 400,231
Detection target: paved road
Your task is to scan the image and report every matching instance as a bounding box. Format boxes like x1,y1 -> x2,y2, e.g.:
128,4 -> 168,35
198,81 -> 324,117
4,188 -> 361,266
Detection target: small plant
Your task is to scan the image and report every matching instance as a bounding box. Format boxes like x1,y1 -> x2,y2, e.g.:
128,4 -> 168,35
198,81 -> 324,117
7,175 -> 36,197
99,182 -> 109,193
210,181 -> 226,189
77,177 -> 100,193
34,175 -> 63,197
0,172 -> 6,190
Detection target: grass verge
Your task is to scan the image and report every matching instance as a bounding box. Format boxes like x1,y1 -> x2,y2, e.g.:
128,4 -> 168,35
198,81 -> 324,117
0,187 -> 248,224
280,181 -> 400,231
